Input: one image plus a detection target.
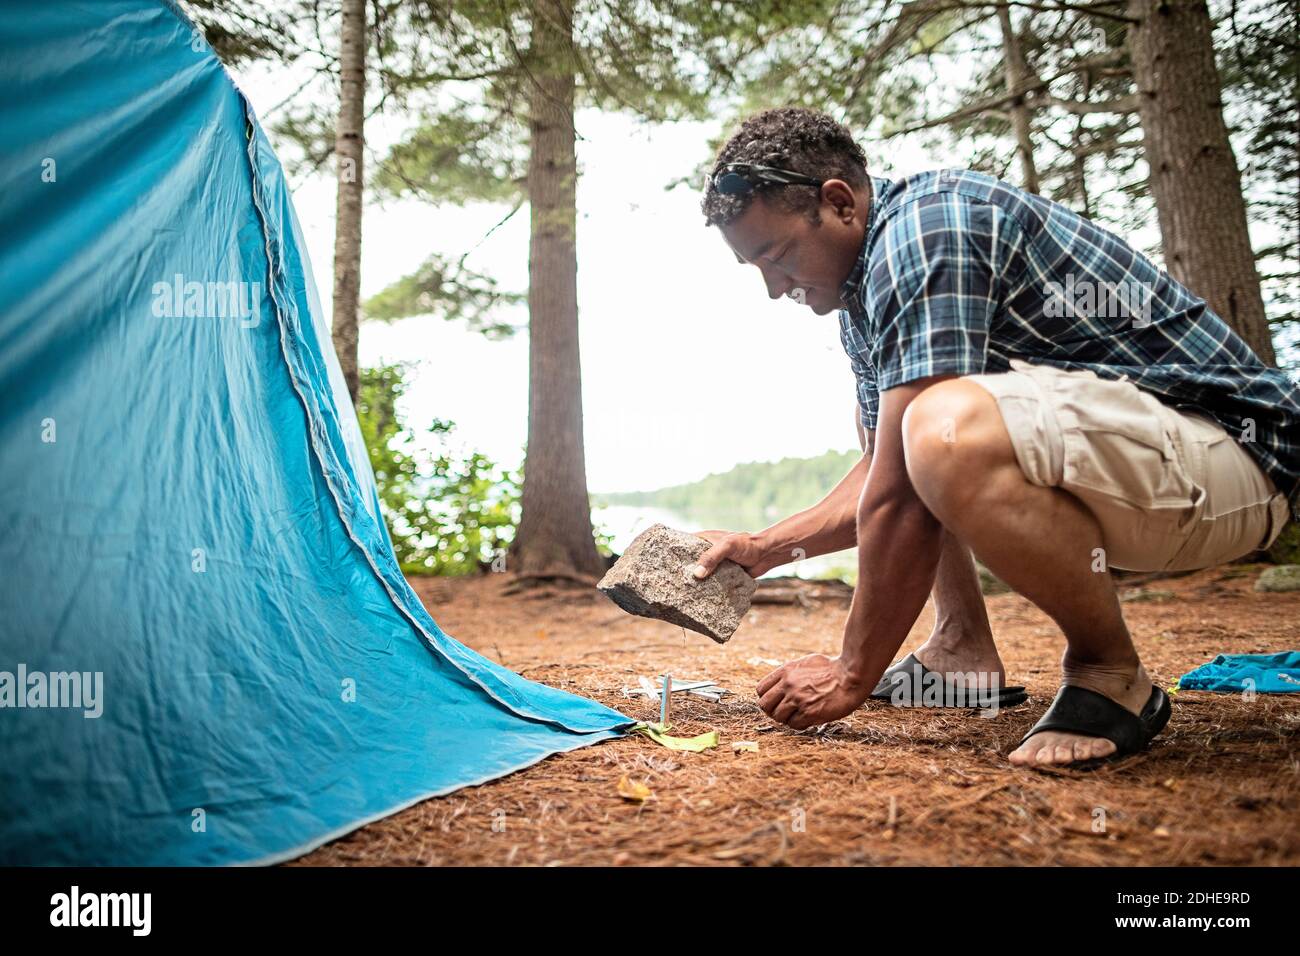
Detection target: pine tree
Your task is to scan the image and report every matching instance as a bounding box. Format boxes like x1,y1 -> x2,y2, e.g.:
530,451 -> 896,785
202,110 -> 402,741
733,0 -> 1289,362
1128,0 -> 1276,364
363,1 -> 802,582
332,0 -> 367,402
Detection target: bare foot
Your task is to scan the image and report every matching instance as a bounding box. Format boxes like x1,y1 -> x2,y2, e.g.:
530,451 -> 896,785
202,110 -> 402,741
912,626 -> 1007,689
1009,654 -> 1153,767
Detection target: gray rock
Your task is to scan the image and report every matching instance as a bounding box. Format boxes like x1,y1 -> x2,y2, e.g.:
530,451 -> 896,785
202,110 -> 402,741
597,523 -> 757,643
1255,565 -> 1300,593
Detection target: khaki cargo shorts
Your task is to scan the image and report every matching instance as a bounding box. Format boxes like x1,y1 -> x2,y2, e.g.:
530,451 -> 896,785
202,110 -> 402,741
964,358 -> 1291,572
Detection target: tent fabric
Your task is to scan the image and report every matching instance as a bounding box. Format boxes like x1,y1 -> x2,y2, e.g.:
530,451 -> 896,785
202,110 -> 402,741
0,0 -> 632,865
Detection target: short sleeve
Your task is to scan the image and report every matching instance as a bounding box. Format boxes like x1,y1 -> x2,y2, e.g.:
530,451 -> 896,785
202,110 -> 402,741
838,307 -> 879,431
864,197 -> 1023,392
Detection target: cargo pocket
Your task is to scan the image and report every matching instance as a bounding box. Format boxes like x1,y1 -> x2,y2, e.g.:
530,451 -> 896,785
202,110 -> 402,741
1165,421 -> 1282,571
1043,368 -> 1201,522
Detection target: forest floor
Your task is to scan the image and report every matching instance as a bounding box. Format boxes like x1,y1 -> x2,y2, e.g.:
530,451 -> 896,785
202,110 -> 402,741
295,564 -> 1299,866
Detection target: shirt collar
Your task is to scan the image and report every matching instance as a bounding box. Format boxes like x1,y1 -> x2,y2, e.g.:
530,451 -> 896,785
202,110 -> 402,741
838,175 -> 894,311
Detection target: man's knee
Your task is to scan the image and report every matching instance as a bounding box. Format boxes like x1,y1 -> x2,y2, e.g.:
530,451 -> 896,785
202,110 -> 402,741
901,379 -> 1014,512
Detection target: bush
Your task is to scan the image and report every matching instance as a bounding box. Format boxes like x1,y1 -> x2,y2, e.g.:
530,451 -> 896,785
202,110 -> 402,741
356,363 -> 520,575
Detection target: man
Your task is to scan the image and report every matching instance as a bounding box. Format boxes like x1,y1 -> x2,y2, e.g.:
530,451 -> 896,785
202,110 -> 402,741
691,107 -> 1299,767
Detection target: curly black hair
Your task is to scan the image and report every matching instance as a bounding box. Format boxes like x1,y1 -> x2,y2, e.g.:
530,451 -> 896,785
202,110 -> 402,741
701,107 -> 869,227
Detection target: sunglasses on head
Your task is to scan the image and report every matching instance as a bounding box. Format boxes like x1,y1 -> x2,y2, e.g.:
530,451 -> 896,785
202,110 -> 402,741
711,162 -> 825,196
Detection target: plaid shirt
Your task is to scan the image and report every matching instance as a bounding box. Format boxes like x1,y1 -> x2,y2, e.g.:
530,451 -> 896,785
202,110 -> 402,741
838,169 -> 1300,504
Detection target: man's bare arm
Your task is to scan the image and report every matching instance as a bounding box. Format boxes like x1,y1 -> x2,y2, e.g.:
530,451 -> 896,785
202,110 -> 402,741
836,381 -> 946,692
694,410 -> 874,578
755,376 -> 954,729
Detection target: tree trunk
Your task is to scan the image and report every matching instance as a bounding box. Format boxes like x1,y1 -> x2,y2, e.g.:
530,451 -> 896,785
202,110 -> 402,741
331,0 -> 366,403
1070,114 -> 1092,218
507,0 -> 605,579
1127,0 -> 1276,364
997,6 -> 1040,194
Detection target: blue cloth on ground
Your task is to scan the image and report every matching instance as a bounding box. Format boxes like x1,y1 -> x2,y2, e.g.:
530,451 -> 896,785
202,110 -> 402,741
1177,652 -> 1300,694
0,0 -> 632,865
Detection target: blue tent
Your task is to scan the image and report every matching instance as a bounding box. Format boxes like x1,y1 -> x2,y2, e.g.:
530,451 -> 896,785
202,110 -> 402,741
0,0 -> 632,865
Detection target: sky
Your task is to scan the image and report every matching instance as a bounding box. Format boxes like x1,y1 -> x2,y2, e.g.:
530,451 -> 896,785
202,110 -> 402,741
230,61 -> 947,496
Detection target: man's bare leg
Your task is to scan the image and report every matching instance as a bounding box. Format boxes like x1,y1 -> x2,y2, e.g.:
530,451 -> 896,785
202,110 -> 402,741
900,380 -> 1154,766
859,407 -> 1005,684
913,530 -> 1005,685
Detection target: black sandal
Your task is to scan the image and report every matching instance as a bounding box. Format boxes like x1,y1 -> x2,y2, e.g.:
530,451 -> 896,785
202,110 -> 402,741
1016,683 -> 1171,761
870,652 -> 1028,708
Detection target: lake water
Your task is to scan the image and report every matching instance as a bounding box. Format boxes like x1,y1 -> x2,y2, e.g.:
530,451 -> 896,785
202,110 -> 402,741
591,503 -> 857,582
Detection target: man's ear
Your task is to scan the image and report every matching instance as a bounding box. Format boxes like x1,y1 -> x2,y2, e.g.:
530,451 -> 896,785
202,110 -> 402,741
820,179 -> 857,223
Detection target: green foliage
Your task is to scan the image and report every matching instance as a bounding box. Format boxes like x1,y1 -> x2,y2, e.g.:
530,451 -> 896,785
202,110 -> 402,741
1217,0 -> 1299,357
724,1 -> 1293,359
362,0 -> 810,322
269,108 -> 337,180
180,0 -> 304,66
372,107 -> 524,205
597,449 -> 861,530
363,254 -> 523,335
356,363 -> 520,575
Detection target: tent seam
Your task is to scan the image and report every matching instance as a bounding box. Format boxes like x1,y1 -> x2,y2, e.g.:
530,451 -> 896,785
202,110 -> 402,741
232,95 -> 631,739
